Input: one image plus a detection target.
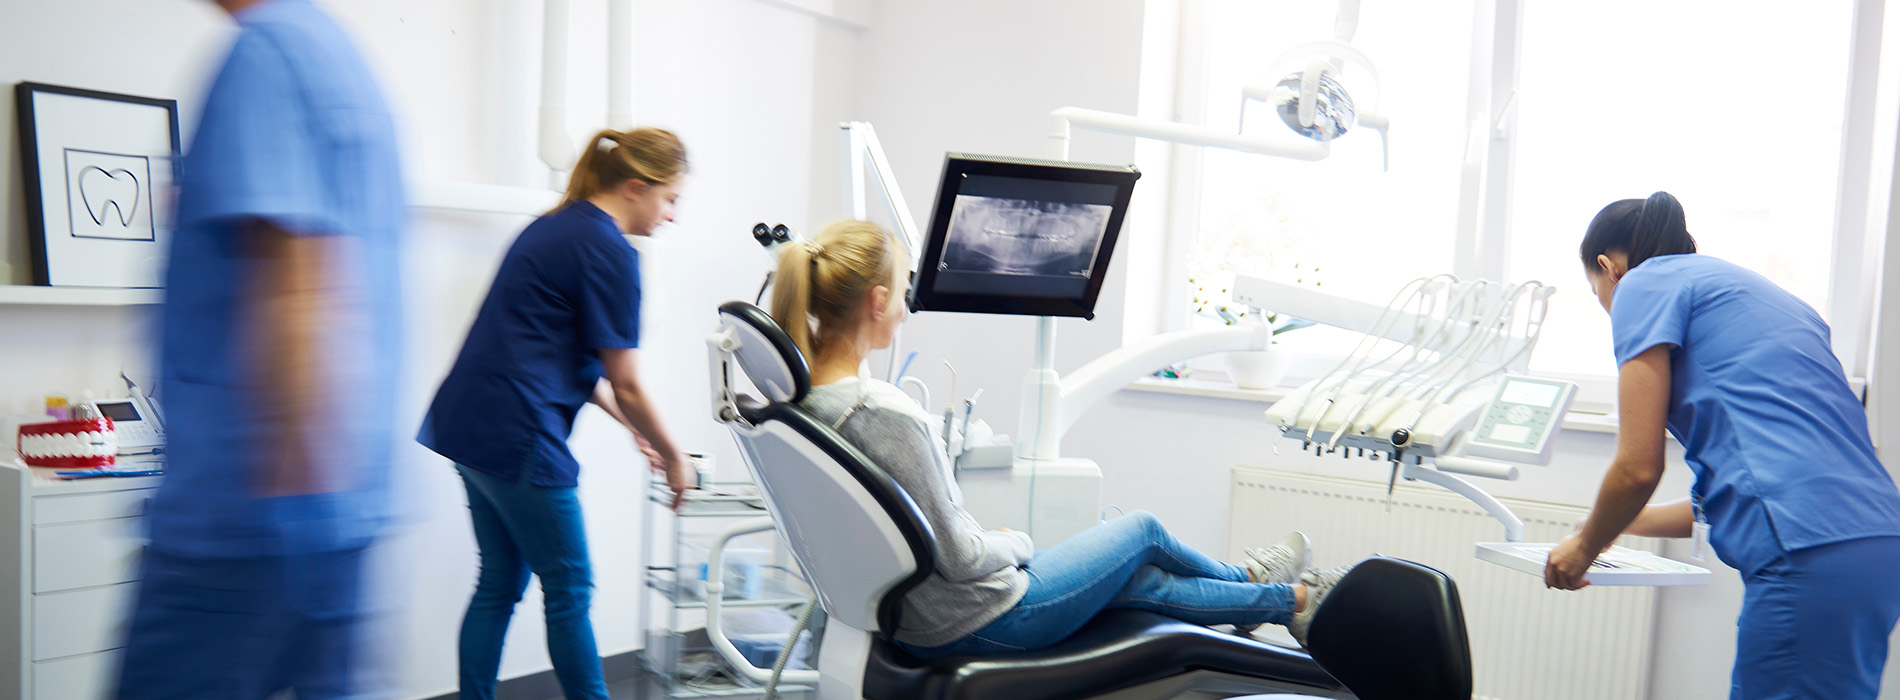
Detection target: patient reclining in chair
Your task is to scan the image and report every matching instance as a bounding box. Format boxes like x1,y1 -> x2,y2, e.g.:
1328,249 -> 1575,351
769,220 -> 1361,660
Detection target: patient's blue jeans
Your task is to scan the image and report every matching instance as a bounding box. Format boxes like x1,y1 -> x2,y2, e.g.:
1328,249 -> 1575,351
901,510 -> 1298,658
456,464 -> 607,700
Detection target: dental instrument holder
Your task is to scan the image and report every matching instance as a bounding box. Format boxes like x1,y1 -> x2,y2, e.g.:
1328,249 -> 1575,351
1240,273 -> 1568,542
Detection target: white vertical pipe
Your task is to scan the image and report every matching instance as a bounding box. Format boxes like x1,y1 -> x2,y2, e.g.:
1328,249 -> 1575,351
607,0 -> 634,129
486,1 -> 541,188
1020,116 -> 1076,461
539,0 -> 577,189
842,124 -> 868,219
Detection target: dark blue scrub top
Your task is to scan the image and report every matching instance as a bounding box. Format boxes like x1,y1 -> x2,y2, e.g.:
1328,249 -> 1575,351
420,202 -> 641,487
1611,254 -> 1900,575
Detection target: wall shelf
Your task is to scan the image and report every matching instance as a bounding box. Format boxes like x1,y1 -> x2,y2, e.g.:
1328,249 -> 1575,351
0,286 -> 162,307
410,180 -> 560,216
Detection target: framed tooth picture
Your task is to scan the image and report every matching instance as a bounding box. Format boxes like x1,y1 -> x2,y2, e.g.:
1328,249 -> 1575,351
15,82 -> 181,288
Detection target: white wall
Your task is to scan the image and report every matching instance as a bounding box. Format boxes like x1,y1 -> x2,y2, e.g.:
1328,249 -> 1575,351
0,0 -> 857,697
0,0 -> 227,428
852,2 -> 1748,697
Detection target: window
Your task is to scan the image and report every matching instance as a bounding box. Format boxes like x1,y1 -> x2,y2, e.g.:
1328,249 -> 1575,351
1166,0 -> 1880,403
1507,1 -> 1856,378
1184,0 -> 1474,355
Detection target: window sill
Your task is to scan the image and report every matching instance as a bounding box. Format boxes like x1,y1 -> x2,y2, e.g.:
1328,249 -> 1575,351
1124,376 -> 1621,435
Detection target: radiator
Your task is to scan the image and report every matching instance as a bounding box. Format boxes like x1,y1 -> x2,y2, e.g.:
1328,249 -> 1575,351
1230,467 -> 1659,700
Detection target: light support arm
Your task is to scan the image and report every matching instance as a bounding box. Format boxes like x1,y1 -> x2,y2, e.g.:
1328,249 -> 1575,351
1048,108 -> 1330,163
839,122 -> 926,381
1052,323 -> 1270,444
839,122 -> 924,268
1403,462 -> 1525,542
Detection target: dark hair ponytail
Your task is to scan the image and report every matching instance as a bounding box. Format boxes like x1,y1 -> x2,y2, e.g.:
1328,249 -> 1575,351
1579,191 -> 1697,272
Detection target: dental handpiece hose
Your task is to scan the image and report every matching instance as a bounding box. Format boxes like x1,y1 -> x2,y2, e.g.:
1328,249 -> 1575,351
958,389 -> 983,454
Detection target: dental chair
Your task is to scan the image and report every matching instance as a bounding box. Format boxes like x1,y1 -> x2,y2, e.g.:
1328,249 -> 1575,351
705,301 -> 1474,700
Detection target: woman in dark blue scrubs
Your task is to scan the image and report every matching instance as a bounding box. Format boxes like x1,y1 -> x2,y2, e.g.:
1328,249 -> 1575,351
419,128 -> 692,700
1546,191 -> 1900,699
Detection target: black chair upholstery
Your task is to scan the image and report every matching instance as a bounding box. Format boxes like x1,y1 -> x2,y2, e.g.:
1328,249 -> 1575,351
1305,558 -> 1474,700
862,609 -> 1344,700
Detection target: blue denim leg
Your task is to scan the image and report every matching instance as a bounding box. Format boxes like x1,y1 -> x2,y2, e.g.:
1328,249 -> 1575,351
907,511 -> 1296,657
456,464 -> 607,700
458,466 -> 532,700
1730,536 -> 1900,700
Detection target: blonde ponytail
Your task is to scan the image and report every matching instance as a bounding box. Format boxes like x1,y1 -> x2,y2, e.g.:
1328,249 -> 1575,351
769,221 -> 906,362
555,127 -> 689,214
773,241 -> 820,360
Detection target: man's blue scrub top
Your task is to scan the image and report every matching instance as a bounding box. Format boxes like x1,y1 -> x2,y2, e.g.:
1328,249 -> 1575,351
418,202 -> 642,488
1611,254 -> 1900,575
156,0 -> 405,557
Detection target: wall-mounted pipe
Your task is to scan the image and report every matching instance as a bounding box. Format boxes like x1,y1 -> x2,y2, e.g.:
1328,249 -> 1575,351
539,0 -> 576,188
608,0 -> 634,129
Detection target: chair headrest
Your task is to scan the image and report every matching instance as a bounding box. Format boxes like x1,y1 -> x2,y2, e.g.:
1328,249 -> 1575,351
717,301 -> 811,404
1306,556 -> 1473,700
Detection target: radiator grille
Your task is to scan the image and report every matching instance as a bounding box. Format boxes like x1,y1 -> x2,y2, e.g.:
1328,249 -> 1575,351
1230,467 -> 1658,700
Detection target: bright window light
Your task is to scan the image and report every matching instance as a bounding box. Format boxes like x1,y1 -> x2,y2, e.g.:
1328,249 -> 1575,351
1191,0 -> 1475,353
1508,1 -> 1856,377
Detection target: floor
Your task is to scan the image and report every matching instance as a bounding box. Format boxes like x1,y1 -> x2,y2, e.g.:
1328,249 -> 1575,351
539,669 -> 812,700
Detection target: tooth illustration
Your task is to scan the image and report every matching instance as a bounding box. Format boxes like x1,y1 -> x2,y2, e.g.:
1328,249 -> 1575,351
79,166 -> 141,228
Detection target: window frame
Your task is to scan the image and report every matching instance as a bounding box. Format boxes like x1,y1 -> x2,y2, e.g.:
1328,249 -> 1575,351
1149,0 -> 1893,412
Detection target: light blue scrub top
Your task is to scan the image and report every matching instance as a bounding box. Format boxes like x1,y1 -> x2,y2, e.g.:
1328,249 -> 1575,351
1611,254 -> 1900,576
156,0 -> 404,557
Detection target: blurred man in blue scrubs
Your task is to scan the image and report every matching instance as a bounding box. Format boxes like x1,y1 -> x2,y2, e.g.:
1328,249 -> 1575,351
116,0 -> 403,697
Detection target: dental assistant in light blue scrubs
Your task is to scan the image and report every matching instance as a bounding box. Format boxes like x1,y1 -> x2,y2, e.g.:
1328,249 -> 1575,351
118,1 -> 403,697
1545,191 -> 1900,699
419,128 -> 693,700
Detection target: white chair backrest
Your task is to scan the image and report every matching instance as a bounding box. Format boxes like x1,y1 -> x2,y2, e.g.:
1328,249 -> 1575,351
713,302 -> 935,634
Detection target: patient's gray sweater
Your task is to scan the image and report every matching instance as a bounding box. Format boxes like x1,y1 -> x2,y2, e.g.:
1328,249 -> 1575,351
801,377 -> 1033,647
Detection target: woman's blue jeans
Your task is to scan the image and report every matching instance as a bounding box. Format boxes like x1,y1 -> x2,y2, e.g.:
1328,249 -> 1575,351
456,464 -> 607,700
902,510 -> 1297,658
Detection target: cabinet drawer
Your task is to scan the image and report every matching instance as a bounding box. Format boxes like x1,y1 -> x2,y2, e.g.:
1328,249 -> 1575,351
35,490 -> 152,525
34,650 -> 119,700
34,583 -> 136,660
35,519 -> 144,593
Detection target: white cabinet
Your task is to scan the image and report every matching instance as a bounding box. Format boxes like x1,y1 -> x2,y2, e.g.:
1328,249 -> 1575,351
1,465 -> 158,700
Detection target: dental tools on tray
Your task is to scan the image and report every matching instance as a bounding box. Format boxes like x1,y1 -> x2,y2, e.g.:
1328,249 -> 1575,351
1257,275 -> 1567,541
1268,276 -> 1554,459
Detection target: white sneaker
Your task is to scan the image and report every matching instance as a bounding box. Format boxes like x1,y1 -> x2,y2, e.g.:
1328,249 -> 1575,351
1233,531 -> 1311,636
1288,564 -> 1353,647
1244,531 -> 1312,585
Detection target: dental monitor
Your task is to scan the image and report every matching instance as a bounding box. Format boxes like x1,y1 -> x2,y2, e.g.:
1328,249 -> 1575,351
909,153 -> 1139,319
